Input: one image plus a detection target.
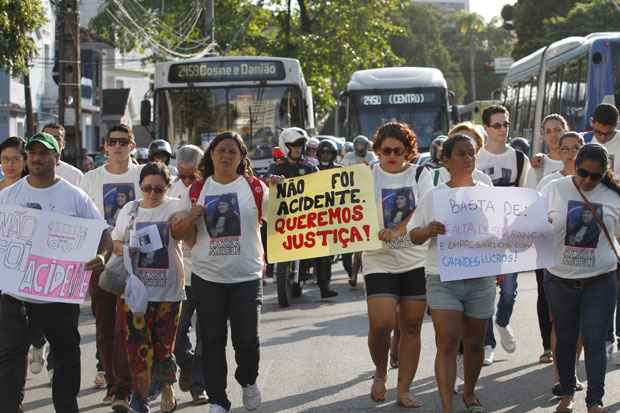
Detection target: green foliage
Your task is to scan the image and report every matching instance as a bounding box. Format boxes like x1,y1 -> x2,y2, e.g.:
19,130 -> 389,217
0,0 -> 46,75
511,0 -> 579,59
544,0 -> 620,40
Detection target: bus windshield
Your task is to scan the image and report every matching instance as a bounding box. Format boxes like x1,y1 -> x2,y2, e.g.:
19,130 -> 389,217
156,85 -> 304,159
348,88 -> 448,151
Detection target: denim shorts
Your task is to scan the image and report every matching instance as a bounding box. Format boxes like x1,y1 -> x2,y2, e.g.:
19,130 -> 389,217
426,273 -> 496,319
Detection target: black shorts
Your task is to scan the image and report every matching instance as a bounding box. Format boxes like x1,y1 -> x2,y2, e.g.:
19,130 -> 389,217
364,267 -> 426,301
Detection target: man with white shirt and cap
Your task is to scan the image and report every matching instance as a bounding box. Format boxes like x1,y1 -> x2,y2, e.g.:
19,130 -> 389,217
41,123 -> 84,187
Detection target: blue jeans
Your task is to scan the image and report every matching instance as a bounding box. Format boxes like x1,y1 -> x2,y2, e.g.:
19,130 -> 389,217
485,273 -> 518,348
544,270 -> 617,408
174,286 -> 205,392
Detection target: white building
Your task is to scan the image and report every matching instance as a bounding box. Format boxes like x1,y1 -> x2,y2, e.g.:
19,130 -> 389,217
412,0 -> 470,12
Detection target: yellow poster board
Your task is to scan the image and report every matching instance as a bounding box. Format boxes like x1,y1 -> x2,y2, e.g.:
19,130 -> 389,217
267,164 -> 382,263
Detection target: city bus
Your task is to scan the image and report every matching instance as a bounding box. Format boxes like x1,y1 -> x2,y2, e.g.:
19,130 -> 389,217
143,56 -> 315,174
502,32 -> 620,153
334,67 -> 451,152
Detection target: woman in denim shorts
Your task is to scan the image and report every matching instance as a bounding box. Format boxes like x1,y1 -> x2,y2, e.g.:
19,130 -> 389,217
408,134 -> 496,413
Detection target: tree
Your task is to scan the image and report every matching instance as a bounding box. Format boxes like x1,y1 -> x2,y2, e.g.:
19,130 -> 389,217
510,0 -> 579,59
544,0 -> 620,41
389,4 -> 466,102
0,0 -> 47,135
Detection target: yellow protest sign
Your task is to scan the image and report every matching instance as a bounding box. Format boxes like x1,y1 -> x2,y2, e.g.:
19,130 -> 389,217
267,164 -> 382,263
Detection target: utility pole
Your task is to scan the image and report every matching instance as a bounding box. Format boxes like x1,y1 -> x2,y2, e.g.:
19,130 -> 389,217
57,0 -> 81,166
205,0 -> 214,41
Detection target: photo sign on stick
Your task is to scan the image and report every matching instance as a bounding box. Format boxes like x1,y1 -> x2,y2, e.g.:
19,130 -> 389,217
434,187 -> 555,281
0,205 -> 108,304
267,164 -> 382,263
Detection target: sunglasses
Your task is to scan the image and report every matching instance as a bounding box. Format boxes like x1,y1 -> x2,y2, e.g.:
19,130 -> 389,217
107,138 -> 131,147
380,146 -> 405,156
488,122 -> 511,130
141,185 -> 167,194
576,168 -> 603,181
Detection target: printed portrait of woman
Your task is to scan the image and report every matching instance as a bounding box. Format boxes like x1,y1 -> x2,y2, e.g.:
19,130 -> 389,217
381,187 -> 415,229
205,193 -> 241,238
565,200 -> 602,248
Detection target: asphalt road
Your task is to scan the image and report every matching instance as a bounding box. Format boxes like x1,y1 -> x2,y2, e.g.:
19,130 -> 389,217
22,267 -> 620,412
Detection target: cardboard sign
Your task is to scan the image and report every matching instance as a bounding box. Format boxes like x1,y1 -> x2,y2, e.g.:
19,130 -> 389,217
435,187 -> 554,281
0,205 -> 108,303
267,165 -> 381,263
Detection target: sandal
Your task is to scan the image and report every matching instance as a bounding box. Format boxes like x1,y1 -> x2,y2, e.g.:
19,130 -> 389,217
390,352 -> 399,369
463,396 -> 486,413
161,384 -> 177,413
554,396 -> 574,413
397,392 -> 423,408
370,376 -> 387,402
539,350 -> 554,364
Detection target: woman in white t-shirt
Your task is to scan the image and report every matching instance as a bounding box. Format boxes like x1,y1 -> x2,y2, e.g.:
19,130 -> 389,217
531,114 -> 568,181
111,162 -> 185,413
541,144 -> 620,413
172,132 -> 268,413
364,122 -> 427,407
408,135 -> 496,413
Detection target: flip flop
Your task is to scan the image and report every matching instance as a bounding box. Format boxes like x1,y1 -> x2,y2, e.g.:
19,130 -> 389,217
370,376 -> 387,402
463,396 -> 486,413
397,392 -> 423,408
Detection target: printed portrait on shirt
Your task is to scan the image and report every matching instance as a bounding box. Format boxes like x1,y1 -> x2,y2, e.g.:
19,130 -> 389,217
484,167 -> 513,187
204,193 -> 241,238
381,187 -> 415,229
565,200 -> 601,249
136,222 -> 169,269
103,183 -> 135,226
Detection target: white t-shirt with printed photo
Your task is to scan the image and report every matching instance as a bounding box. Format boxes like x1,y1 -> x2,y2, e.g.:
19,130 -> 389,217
542,176 -> 620,279
592,131 -> 620,176
477,146 -> 535,188
81,164 -> 143,226
362,164 -> 426,275
182,175 -> 269,284
112,198 -> 186,301
0,177 -> 103,303
407,181 -> 491,276
57,160 -> 84,187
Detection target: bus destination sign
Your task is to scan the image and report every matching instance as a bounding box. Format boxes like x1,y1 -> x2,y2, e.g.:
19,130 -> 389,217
169,60 -> 286,83
360,92 -> 436,106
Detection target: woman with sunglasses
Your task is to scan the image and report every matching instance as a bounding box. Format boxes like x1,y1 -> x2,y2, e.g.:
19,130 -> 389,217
541,143 -> 620,413
364,122 -> 427,407
111,162 -> 186,413
171,132 -> 267,413
408,134 -> 495,413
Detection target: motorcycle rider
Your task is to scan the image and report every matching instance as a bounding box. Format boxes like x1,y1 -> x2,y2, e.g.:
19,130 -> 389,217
342,135 -> 378,166
148,139 -> 178,176
267,128 -> 338,299
306,137 -> 320,166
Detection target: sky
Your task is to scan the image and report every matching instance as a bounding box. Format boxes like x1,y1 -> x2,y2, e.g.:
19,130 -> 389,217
470,0 -> 517,22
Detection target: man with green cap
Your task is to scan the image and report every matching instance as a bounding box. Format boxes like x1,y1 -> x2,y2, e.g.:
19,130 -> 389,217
0,132 -> 111,413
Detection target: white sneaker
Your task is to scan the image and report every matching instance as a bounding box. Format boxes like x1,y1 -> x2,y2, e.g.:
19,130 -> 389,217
606,341 -> 614,359
208,403 -> 230,413
242,383 -> 262,411
483,345 -> 495,366
497,324 -> 517,353
29,346 -> 44,374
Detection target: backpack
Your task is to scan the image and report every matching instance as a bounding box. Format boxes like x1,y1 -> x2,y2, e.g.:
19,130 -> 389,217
189,175 -> 264,222
414,164 -> 442,187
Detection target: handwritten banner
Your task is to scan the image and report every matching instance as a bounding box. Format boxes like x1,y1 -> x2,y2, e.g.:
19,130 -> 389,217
0,205 -> 108,303
267,164 -> 382,263
434,187 -> 554,281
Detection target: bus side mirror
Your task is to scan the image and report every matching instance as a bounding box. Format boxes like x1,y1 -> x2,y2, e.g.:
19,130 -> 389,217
141,100 -> 151,127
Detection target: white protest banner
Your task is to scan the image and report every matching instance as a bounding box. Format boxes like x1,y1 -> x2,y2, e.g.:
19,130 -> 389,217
434,187 -> 554,281
0,205 -> 108,304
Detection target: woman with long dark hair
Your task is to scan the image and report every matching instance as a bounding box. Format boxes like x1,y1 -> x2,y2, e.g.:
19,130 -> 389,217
542,143 -> 620,413
172,132 -> 267,413
409,134 -> 496,413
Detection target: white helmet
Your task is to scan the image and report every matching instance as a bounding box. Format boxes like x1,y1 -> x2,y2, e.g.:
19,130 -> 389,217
307,137 -> 320,150
278,127 -> 309,156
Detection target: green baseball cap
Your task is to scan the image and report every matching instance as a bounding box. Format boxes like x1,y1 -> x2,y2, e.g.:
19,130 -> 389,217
26,132 -> 60,153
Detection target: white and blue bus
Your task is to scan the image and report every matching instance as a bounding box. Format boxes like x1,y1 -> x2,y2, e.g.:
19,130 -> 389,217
144,56 -> 315,174
335,67 -> 451,152
502,32 -> 620,153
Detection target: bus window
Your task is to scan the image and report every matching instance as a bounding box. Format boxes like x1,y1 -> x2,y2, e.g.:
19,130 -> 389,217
527,77 -> 538,138
575,56 -> 587,127
517,82 -> 530,134
612,43 -> 620,108
561,60 -> 580,127
545,70 -> 559,115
